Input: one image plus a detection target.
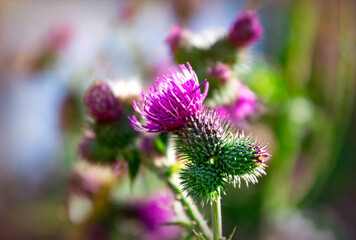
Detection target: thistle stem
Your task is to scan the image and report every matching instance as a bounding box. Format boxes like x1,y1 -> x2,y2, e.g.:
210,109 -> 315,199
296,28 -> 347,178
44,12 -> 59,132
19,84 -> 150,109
167,180 -> 212,239
141,156 -> 212,239
211,188 -> 223,240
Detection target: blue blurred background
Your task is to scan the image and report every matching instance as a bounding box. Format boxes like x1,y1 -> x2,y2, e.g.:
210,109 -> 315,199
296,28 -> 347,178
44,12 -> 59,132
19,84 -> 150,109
0,0 -> 355,239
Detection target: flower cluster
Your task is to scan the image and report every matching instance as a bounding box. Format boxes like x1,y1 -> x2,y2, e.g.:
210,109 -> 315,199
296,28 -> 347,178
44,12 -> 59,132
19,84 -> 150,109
130,63 -> 270,202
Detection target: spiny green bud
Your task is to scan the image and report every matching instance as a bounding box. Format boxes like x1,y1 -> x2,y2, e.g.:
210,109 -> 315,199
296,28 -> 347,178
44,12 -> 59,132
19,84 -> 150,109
218,134 -> 269,187
174,109 -> 231,165
175,109 -> 270,202
180,163 -> 225,202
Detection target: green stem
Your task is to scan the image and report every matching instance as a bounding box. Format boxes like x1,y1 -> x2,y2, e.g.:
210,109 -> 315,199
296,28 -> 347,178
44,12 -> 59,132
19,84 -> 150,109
211,189 -> 222,240
141,156 -> 212,239
167,179 -> 212,239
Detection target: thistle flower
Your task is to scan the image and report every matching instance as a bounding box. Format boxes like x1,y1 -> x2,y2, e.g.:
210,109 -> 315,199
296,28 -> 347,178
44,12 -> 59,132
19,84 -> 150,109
217,82 -> 258,124
135,192 -> 181,240
85,81 -> 122,123
228,11 -> 263,48
165,25 -> 185,53
129,63 -> 209,132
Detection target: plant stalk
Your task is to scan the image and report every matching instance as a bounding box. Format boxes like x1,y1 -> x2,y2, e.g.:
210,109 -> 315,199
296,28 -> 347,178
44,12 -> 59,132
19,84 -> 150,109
211,188 -> 222,240
141,156 -> 212,239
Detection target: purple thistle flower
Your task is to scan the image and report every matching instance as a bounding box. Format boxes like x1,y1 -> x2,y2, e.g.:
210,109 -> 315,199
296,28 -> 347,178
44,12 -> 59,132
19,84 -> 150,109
228,11 -> 263,48
165,25 -> 185,53
85,81 -> 122,123
136,192 -> 181,240
129,63 -> 209,132
217,83 -> 257,123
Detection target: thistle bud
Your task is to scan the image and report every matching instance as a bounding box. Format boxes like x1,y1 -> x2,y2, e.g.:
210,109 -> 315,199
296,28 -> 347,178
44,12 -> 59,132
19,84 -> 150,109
85,81 -> 122,123
209,63 -> 231,84
181,163 -> 225,202
228,11 -> 263,48
175,109 -> 270,201
165,25 -> 185,54
218,135 -> 270,187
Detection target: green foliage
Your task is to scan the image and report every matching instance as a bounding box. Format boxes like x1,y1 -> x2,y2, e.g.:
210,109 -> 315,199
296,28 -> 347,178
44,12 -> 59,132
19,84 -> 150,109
122,149 -> 141,182
94,119 -> 139,149
86,138 -> 119,163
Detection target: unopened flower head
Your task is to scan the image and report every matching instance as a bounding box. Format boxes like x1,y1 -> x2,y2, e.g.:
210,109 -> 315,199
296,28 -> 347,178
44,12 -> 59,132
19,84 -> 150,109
228,11 -> 263,48
175,109 -> 270,201
129,63 -> 209,132
85,81 -> 122,123
209,62 -> 231,84
165,25 -> 185,53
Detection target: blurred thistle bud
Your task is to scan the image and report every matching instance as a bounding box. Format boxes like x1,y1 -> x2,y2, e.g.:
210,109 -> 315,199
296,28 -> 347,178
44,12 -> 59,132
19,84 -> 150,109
165,25 -> 185,54
228,11 -> 263,48
209,62 -> 231,84
85,80 -> 122,123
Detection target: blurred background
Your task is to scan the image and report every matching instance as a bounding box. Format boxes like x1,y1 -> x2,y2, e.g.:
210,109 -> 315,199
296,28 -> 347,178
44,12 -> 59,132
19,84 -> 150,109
0,0 -> 355,239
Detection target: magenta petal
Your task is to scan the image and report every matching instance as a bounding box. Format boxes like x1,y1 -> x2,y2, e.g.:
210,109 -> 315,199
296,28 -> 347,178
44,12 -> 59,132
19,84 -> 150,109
129,63 -> 208,133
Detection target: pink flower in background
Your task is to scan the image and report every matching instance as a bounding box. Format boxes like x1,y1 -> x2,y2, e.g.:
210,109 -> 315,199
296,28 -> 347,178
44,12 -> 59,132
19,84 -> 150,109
129,63 -> 209,132
228,11 -> 263,48
165,25 -> 185,53
218,83 -> 257,123
136,192 -> 181,240
47,24 -> 73,51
